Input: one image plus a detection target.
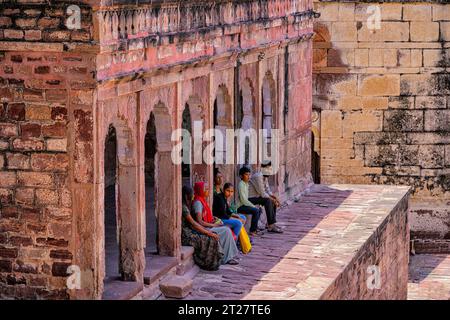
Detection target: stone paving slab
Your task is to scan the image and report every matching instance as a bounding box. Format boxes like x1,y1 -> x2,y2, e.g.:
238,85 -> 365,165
408,254 -> 450,300
173,184 -> 410,300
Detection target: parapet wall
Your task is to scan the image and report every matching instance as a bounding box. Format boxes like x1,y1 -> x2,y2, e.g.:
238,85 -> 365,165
312,0 -> 450,251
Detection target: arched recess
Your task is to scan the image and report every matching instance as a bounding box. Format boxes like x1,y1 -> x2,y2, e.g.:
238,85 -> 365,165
311,126 -> 321,184
102,120 -> 143,287
181,104 -> 192,187
261,72 -> 277,188
213,84 -> 234,184
184,95 -> 208,184
145,102 -> 177,257
261,71 -> 277,156
237,78 -> 257,169
103,125 -> 119,282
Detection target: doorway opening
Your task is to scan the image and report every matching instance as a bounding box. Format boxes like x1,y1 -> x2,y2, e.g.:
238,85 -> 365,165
104,125 -> 120,282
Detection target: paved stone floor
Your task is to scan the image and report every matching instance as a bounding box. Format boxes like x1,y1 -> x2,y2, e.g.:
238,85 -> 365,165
408,254 -> 450,300
175,184 -> 410,300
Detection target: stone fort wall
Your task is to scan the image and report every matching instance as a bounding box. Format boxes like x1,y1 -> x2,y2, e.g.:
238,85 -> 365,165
312,0 -> 450,252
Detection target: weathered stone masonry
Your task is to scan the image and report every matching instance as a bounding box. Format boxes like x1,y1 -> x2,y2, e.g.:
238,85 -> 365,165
0,0 -> 314,299
312,0 -> 450,252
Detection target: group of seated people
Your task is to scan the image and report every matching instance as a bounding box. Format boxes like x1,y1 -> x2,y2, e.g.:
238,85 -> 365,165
181,162 -> 283,271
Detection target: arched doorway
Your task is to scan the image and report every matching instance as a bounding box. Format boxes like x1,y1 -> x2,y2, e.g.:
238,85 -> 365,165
145,113 -> 158,254
213,85 -> 234,184
104,125 -> 120,282
311,130 -> 321,184
261,72 -> 277,187
181,104 -> 192,187
237,79 -> 257,168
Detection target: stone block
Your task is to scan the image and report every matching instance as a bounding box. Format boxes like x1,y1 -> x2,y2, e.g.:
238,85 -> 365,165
12,138 -> 45,151
408,133 -> 450,145
4,29 -> 24,40
36,189 -> 59,206
365,144 -> 398,166
315,74 -> 357,96
6,153 -> 30,170
342,110 -> 382,138
400,74 -> 434,96
445,145 -> 450,166
362,97 -> 389,109
441,23 -> 450,41
21,123 -> 42,138
0,123 -> 18,137
338,3 -> 355,21
15,18 -> 37,28
424,110 -> 450,131
384,110 -> 424,132
369,49 -> 383,67
331,22 -> 357,42
327,48 -> 354,67
388,96 -> 414,109
415,96 -> 446,109
354,49 -> 368,67
46,139 -> 67,152
15,188 -> 34,206
321,110 -> 342,138
398,50 -> 412,67
410,22 -> 439,42
358,74 -> 400,96
316,3 -> 340,22
423,50 -> 448,67
403,5 -> 432,21
24,30 -> 42,41
31,153 -> 68,172
383,49 -> 397,67
381,4 -> 403,21
159,275 -> 193,299
17,172 -> 53,188
432,4 -> 450,21
0,172 -> 16,188
418,145 -> 445,168
358,22 -> 409,42
26,105 -> 52,120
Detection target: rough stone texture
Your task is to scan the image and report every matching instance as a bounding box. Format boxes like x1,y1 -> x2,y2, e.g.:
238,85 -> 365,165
313,1 -> 450,251
408,254 -> 450,300
177,184 -> 411,300
159,275 -> 193,299
1,0 -> 314,299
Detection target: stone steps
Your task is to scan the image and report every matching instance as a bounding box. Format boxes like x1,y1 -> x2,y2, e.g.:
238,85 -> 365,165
138,246 -> 198,299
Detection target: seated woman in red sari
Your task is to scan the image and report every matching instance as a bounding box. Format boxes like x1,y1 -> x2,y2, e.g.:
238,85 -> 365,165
192,181 -> 239,265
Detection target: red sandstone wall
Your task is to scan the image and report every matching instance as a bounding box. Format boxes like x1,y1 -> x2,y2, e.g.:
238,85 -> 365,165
1,0 -> 314,299
0,2 -> 96,299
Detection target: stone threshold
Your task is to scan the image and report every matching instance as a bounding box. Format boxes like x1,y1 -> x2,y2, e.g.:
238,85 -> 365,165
102,279 -> 144,300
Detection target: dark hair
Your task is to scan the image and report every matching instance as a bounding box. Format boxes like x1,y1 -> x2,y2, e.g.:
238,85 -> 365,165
261,161 -> 272,168
182,185 -> 193,206
214,167 -> 221,177
223,182 -> 234,191
239,166 -> 251,176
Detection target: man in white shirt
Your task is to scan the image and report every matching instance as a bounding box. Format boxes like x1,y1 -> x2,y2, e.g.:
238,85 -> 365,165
248,162 -> 283,233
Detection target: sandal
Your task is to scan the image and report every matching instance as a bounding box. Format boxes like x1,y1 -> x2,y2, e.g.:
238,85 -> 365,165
250,230 -> 264,237
227,258 -> 239,265
268,225 -> 283,233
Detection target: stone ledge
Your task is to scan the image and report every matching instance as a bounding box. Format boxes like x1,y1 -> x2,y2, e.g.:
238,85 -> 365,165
317,0 -> 449,3
184,184 -> 411,300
